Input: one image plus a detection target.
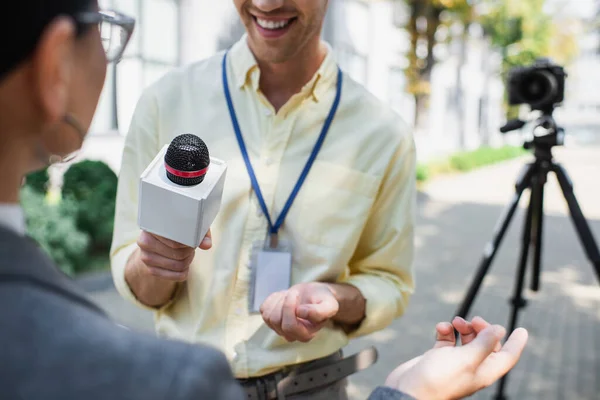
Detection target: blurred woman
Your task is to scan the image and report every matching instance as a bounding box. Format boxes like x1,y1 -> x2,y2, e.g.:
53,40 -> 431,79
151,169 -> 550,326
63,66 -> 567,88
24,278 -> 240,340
0,2 -> 244,399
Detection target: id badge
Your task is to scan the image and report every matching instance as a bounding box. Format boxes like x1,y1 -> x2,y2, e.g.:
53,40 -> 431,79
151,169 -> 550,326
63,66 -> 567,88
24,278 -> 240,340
249,235 -> 292,314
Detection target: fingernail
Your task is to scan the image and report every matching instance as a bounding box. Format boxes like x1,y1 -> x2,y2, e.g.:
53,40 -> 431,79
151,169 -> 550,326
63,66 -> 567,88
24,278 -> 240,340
454,316 -> 466,323
202,237 -> 212,246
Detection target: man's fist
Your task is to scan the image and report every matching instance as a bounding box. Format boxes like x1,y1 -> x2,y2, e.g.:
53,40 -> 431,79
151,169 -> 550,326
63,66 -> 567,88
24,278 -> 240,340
135,230 -> 212,282
260,282 -> 339,343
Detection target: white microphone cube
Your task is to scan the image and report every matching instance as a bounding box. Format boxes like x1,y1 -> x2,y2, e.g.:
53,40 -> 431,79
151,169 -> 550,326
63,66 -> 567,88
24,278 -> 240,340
138,144 -> 227,248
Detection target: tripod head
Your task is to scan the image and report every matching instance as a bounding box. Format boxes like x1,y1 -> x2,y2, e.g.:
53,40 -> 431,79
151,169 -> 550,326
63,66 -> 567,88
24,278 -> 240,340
500,105 -> 565,161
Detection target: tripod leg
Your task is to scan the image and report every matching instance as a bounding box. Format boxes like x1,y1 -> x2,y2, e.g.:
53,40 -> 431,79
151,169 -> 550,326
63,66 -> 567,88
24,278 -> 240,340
552,164 -> 600,283
494,173 -> 539,400
454,163 -> 535,321
530,165 -> 548,292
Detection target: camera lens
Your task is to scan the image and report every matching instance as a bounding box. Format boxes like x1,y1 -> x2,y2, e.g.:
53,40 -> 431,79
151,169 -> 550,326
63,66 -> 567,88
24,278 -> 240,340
519,70 -> 558,108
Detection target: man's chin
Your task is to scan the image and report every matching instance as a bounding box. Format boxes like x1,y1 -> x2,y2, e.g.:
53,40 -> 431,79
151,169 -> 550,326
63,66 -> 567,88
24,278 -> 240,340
252,46 -> 297,64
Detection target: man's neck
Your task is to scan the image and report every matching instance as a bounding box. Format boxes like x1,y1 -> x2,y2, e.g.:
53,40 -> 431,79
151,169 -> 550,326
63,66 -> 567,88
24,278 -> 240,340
255,38 -> 327,112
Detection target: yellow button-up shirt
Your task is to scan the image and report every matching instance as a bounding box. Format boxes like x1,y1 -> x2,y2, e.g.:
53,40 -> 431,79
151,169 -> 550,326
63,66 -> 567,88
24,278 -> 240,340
110,35 -> 416,378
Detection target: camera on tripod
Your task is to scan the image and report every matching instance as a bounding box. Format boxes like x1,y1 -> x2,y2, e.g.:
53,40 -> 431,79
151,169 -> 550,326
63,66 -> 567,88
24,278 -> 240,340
455,59 -> 600,400
507,58 -> 567,111
501,58 -> 568,150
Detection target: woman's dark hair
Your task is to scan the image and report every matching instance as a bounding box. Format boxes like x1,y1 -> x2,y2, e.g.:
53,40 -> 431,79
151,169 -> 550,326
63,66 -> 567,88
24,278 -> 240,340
1,0 -> 96,81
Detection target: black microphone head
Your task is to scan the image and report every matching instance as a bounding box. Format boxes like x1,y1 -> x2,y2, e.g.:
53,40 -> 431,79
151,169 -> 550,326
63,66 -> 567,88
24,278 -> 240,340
164,134 -> 210,186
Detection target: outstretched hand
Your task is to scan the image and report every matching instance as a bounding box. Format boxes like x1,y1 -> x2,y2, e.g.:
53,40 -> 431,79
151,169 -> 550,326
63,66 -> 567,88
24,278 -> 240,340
385,317 -> 528,400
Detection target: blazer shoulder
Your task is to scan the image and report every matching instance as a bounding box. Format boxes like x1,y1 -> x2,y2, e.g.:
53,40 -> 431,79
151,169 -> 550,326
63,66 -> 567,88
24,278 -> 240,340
0,284 -> 243,400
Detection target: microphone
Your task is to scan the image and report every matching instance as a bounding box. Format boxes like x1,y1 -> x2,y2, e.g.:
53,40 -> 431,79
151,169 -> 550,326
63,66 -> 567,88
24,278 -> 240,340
164,134 -> 210,186
137,134 -> 227,248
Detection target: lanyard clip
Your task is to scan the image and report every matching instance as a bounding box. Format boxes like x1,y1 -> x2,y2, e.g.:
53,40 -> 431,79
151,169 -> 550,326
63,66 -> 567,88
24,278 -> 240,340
269,232 -> 279,249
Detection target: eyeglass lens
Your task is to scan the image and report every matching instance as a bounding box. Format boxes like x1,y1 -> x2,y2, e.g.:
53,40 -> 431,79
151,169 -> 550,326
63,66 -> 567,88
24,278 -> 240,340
101,21 -> 128,62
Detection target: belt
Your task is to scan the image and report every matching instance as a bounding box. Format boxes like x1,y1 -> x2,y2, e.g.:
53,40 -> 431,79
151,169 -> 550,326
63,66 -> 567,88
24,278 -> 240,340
237,346 -> 378,400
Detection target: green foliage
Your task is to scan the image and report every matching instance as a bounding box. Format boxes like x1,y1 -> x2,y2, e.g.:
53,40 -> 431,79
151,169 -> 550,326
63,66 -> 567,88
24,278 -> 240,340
21,186 -> 90,276
402,0 -> 476,92
397,0 -> 580,123
480,0 -> 579,72
62,160 -> 118,252
474,0 -> 579,117
416,164 -> 430,182
402,0 -> 449,96
24,168 -> 50,195
449,145 -> 527,171
19,160 -> 117,276
62,160 -> 117,202
434,0 -> 473,22
417,145 -> 528,182
481,0 -> 552,71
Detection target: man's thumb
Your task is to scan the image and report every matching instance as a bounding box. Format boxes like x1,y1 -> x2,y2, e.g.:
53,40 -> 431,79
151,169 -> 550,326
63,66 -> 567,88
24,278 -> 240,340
297,301 -> 338,323
465,325 -> 506,366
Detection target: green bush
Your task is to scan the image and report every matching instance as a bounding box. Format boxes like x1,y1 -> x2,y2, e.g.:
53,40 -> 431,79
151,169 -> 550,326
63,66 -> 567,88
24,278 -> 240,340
24,168 -> 50,194
416,164 -> 430,182
418,145 -> 528,182
62,160 -> 118,252
21,187 -> 90,276
76,180 -> 118,251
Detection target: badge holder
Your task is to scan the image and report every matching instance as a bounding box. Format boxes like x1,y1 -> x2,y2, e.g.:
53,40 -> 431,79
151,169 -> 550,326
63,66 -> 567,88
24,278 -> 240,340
248,232 -> 293,314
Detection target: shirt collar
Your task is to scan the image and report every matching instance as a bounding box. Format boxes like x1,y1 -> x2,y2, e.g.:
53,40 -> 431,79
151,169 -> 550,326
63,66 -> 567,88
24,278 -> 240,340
229,34 -> 338,103
0,203 -> 26,236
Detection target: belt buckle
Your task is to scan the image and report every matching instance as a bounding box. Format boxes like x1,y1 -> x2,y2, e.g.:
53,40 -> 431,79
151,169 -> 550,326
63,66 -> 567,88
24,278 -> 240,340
272,372 -> 286,400
246,372 -> 285,400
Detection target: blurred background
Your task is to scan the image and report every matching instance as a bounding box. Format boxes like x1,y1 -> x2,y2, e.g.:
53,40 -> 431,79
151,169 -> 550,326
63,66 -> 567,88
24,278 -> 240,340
21,1 -> 600,399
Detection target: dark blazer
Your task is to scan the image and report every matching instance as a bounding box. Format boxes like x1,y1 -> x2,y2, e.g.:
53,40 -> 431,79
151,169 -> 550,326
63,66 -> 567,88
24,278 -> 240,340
0,226 -> 244,400
0,226 -> 412,400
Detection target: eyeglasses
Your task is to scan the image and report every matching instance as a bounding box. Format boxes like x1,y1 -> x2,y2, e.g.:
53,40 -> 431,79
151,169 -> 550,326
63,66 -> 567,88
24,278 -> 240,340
74,10 -> 136,63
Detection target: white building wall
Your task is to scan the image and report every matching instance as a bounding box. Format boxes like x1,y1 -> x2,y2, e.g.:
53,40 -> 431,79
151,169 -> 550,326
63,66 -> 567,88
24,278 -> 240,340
179,0 -> 240,64
556,31 -> 600,131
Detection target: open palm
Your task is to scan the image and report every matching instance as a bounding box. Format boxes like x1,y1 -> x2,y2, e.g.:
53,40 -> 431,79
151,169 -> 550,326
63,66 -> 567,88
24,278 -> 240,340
385,317 -> 528,400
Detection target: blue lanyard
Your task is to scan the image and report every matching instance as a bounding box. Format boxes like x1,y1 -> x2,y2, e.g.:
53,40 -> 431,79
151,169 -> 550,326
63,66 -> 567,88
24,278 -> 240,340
222,51 -> 343,238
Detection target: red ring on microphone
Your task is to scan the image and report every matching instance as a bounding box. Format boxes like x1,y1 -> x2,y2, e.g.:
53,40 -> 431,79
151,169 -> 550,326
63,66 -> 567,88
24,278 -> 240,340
165,163 -> 209,178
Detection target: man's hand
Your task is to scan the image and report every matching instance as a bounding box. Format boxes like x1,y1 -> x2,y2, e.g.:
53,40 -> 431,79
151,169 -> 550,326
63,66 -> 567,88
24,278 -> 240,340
385,317 -> 528,400
124,230 -> 212,308
260,282 -> 340,343
135,230 -> 212,281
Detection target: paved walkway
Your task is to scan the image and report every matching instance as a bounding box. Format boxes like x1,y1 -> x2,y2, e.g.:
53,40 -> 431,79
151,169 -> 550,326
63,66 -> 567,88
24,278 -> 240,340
86,144 -> 600,400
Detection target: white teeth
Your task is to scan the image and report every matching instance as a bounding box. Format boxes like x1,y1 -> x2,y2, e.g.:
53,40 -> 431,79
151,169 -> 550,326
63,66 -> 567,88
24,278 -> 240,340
256,18 -> 291,30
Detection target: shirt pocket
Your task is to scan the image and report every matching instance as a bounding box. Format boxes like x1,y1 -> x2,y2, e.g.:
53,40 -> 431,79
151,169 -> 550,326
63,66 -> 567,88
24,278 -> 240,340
293,160 -> 380,249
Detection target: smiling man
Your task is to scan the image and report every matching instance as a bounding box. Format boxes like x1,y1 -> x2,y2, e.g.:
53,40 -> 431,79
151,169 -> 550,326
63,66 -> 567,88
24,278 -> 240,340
110,0 -> 416,398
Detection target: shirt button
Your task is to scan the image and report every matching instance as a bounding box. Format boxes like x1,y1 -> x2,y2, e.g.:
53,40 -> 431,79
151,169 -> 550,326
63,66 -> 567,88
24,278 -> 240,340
264,109 -> 272,116
264,157 -> 273,166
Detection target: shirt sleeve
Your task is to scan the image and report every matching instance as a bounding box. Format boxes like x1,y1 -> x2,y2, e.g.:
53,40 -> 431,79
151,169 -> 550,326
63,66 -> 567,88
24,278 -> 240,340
339,127 -> 417,338
109,88 -> 168,312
